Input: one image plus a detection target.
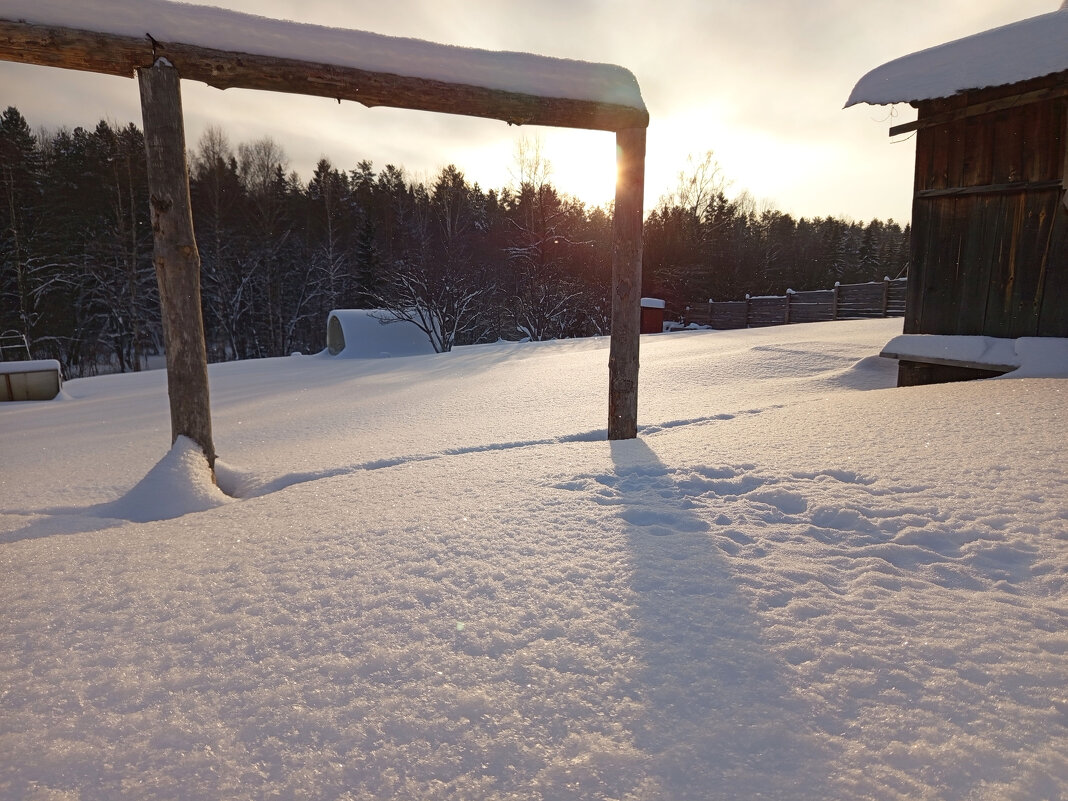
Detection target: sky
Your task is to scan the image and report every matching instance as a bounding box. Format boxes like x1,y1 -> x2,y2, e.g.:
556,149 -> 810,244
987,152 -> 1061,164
0,0 -> 1059,222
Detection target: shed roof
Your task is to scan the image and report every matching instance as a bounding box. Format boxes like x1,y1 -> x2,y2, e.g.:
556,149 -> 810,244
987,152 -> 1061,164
845,4 -> 1068,107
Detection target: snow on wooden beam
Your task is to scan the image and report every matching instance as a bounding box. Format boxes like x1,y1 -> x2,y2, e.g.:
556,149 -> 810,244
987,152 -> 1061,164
0,16 -> 648,131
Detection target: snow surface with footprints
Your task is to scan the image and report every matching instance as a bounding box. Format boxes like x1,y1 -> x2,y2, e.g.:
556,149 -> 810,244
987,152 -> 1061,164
2,318 -> 1065,800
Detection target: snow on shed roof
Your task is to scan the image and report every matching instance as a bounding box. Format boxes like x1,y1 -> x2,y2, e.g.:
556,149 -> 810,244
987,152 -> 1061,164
845,4 -> 1068,107
2,0 -> 646,112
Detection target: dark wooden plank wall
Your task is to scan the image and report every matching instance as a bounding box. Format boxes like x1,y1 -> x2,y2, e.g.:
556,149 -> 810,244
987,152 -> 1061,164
680,278 -> 906,329
747,296 -> 788,327
788,290 -> 836,323
907,74 -> 1067,338
837,282 -> 890,319
705,301 -> 748,329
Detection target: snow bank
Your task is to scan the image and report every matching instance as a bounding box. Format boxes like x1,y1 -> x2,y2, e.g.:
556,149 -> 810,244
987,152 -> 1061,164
3,0 -> 646,110
846,5 -> 1068,106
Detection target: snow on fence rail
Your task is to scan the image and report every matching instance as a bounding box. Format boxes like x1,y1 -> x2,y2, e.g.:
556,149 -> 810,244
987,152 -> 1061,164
678,277 -> 906,330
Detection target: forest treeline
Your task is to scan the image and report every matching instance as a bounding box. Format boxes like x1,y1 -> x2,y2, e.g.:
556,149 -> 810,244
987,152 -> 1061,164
0,107 -> 910,375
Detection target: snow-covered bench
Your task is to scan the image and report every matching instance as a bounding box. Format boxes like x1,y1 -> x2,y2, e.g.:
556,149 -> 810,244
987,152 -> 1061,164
880,334 -> 1068,380
0,359 -> 63,401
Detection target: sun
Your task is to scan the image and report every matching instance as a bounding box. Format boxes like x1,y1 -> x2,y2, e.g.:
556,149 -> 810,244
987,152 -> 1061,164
541,129 -> 618,209
452,127 -> 618,209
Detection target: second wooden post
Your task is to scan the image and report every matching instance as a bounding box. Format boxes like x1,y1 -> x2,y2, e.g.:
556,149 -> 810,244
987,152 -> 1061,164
608,127 -> 646,440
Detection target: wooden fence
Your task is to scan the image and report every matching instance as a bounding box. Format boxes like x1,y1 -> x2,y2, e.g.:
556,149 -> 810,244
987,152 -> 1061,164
677,277 -> 907,330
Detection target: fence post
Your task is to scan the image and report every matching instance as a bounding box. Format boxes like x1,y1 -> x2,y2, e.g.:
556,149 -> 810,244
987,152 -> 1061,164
831,282 -> 840,320
881,276 -> 890,317
785,289 -> 793,324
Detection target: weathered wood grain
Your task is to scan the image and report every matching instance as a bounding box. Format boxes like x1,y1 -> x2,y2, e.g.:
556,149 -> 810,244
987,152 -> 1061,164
908,83 -> 1066,341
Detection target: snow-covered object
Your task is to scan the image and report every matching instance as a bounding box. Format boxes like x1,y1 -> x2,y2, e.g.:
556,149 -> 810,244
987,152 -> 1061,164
2,0 -> 646,111
0,358 -> 62,401
0,358 -> 61,375
846,5 -> 1068,106
640,297 -> 666,309
324,309 -> 437,358
882,333 -> 1068,377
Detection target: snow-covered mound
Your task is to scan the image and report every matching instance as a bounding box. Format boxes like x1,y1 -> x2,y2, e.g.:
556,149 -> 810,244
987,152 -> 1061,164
93,435 -> 231,522
2,318 -> 1065,800
324,309 -> 438,358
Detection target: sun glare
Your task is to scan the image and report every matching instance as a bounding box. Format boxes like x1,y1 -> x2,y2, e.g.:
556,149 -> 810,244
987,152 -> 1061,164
455,129 -> 618,210
544,130 -> 618,209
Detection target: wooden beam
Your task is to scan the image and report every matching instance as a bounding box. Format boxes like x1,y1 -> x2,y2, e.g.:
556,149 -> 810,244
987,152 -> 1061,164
0,19 -> 649,132
138,59 -> 216,468
880,350 -> 1017,373
608,127 -> 646,440
915,179 -> 1063,199
888,80 -> 1068,137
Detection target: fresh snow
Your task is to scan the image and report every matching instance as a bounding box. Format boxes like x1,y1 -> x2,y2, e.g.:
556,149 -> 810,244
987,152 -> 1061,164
2,318 -> 1066,800
2,0 -> 646,111
846,4 -> 1068,106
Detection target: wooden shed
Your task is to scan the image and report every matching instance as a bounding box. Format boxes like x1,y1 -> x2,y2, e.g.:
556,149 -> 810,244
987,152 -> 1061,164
847,4 -> 1068,386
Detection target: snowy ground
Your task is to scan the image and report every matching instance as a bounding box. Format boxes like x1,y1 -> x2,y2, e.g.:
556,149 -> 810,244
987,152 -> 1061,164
2,318 -> 1066,801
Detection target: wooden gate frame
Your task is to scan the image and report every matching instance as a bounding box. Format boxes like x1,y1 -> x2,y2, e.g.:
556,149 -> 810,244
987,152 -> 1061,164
0,13 -> 649,467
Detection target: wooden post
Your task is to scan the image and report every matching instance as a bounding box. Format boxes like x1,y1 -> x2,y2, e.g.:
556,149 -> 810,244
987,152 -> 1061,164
138,59 -> 216,468
608,127 -> 646,440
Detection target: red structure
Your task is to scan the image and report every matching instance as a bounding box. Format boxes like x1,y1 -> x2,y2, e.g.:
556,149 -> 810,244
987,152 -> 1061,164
640,298 -> 665,334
